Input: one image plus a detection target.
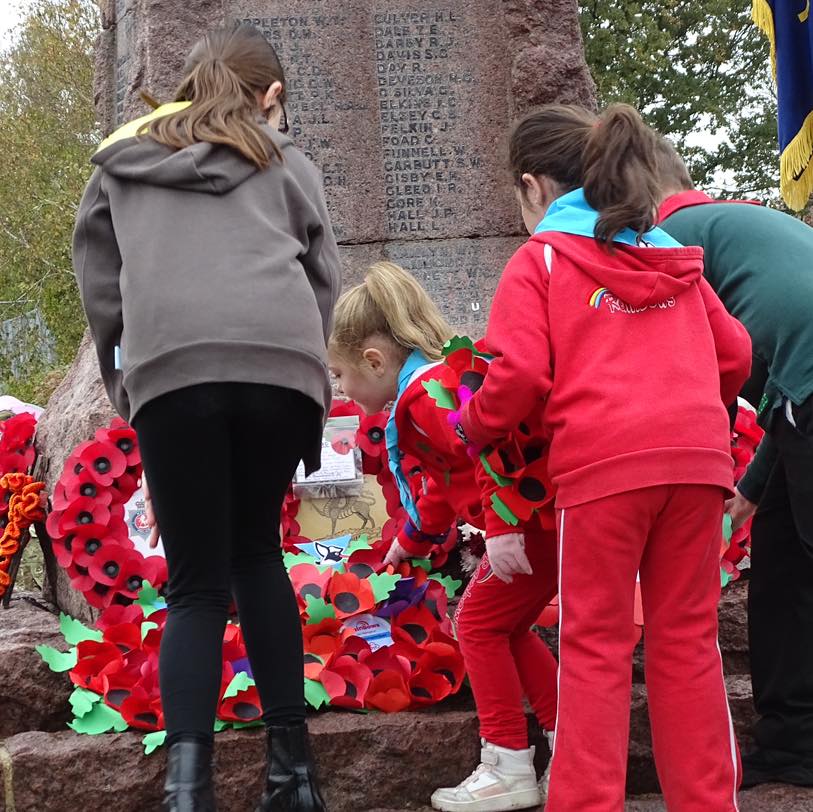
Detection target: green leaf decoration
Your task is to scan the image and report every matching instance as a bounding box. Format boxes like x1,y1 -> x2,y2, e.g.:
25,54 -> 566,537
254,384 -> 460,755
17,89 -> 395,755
304,678 -> 330,710
36,644 -> 77,672
69,687 -> 101,719
59,614 -> 103,646
410,558 -> 432,572
304,595 -> 337,625
491,494 -> 520,527
422,379 -> 457,411
141,621 -> 159,641
143,730 -> 167,755
344,535 -> 372,556
479,452 -> 512,487
136,582 -> 162,617
283,550 -> 318,571
429,573 -> 463,599
68,701 -> 128,735
233,720 -> 264,730
368,572 -> 402,603
214,719 -> 231,733
720,567 -> 732,589
223,671 -> 255,700
442,335 -> 478,357
722,513 -> 733,545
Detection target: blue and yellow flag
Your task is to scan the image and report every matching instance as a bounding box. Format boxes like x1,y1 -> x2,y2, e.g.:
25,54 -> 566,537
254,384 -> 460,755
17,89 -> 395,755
753,0 -> 813,210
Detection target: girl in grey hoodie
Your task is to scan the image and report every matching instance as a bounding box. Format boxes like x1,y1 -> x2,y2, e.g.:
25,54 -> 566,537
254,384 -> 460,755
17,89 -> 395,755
72,23 -> 340,812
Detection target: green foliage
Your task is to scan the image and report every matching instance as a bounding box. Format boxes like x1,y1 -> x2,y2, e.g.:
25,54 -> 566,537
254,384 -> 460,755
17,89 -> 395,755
0,0 -> 98,396
580,1 -> 781,202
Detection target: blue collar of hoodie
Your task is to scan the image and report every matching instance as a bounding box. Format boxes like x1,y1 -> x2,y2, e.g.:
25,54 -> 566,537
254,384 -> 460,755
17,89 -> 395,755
384,350 -> 441,528
534,188 -> 682,248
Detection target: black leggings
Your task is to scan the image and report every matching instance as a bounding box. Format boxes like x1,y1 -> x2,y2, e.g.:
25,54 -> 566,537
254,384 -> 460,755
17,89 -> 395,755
134,383 -> 320,748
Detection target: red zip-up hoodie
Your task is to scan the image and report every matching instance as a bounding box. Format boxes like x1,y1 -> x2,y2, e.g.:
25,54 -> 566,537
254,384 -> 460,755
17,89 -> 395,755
394,365 -> 550,556
460,232 -> 752,508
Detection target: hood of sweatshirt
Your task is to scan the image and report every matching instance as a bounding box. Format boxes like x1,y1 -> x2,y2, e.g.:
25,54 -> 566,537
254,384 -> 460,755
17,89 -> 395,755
92,102 -> 293,195
534,231 -> 705,308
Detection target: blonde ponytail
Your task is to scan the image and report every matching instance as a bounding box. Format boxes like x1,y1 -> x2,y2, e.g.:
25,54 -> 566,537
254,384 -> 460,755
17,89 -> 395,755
331,262 -> 453,361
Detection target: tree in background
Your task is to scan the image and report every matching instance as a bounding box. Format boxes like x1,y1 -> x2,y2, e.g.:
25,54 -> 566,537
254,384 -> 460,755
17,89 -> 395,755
580,1 -> 779,202
0,0 -> 98,402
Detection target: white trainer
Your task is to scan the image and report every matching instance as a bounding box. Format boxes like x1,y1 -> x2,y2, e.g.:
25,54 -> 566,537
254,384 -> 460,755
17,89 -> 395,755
538,730 -> 555,803
430,740 -> 541,812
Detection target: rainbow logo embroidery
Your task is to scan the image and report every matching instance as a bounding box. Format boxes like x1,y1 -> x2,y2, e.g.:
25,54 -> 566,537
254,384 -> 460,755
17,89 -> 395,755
589,287 -> 609,309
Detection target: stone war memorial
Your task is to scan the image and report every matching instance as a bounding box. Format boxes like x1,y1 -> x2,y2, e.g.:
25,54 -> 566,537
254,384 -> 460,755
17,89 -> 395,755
0,1 -> 810,811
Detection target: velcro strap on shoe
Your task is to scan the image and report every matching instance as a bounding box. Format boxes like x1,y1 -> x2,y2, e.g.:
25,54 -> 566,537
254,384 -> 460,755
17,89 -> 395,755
480,749 -> 499,767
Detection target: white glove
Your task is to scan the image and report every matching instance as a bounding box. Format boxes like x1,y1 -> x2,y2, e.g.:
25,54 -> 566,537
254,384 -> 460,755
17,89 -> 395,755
485,533 -> 533,584
383,539 -> 409,569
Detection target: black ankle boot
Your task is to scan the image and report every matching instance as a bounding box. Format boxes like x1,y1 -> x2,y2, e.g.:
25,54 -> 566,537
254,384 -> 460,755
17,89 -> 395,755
256,723 -> 326,811
163,741 -> 217,812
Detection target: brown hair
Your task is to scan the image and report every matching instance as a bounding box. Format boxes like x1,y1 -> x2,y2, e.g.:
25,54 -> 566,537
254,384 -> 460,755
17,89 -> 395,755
509,103 -> 662,245
653,136 -> 695,193
330,262 -> 454,363
144,24 -> 286,169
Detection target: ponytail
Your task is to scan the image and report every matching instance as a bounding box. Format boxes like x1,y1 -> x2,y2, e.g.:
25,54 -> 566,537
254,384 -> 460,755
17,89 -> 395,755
509,103 -> 662,246
582,105 -> 660,244
331,262 -> 453,362
144,24 -> 286,169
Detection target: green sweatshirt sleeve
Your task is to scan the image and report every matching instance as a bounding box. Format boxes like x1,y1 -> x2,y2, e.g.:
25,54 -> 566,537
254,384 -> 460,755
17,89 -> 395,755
72,168 -> 130,420
737,431 -> 778,504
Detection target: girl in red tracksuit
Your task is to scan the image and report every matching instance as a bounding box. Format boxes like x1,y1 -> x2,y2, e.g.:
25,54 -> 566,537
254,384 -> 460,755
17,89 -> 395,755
457,105 -> 753,812
329,261 -> 558,812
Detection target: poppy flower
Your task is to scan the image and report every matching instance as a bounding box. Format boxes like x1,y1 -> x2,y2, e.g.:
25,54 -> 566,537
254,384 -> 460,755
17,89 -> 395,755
536,596 -> 559,628
365,671 -> 411,713
101,668 -> 140,709
359,645 -> 412,681
103,621 -> 143,655
409,669 -> 452,707
289,563 -> 333,607
494,460 -> 553,523
334,635 -> 373,662
222,624 -> 247,663
109,471 -> 141,506
415,641 -> 465,694
219,683 -> 263,723
330,400 -> 365,420
71,639 -> 125,693
117,554 -> 168,600
330,429 -> 357,455
65,561 -> 96,593
121,687 -> 165,731
96,421 -> 141,467
58,497 -> 111,536
319,655 -> 373,710
54,469 -> 112,510
327,571 -> 376,620
77,441 -> 128,487
72,530 -> 126,569
88,545 -> 132,587
357,413 -> 388,457
345,548 -> 385,579
303,618 -> 342,680
391,604 -> 440,647
733,407 -> 764,452
0,412 -> 36,448
380,513 -> 407,546
97,603 -> 144,631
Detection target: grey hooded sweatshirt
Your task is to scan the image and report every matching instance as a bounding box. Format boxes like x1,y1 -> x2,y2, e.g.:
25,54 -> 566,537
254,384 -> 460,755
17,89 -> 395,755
73,106 -> 341,472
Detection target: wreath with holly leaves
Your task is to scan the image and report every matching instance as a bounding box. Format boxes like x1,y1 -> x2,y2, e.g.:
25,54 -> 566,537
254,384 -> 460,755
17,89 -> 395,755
37,402 -> 465,754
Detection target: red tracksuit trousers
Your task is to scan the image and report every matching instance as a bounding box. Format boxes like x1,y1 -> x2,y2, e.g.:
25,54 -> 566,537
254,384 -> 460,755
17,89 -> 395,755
455,527 -> 559,749
546,484 -> 741,812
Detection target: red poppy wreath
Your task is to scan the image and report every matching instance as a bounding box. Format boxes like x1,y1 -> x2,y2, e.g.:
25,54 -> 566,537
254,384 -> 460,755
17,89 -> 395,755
38,402 -> 465,754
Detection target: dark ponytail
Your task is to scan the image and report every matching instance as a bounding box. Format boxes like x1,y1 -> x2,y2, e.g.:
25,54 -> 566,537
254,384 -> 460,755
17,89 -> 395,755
509,103 -> 661,247
582,105 -> 660,244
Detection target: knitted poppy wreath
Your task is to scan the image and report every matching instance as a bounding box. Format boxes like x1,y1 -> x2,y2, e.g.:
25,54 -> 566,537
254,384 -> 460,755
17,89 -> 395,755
0,411 -> 46,601
38,402 -> 465,754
